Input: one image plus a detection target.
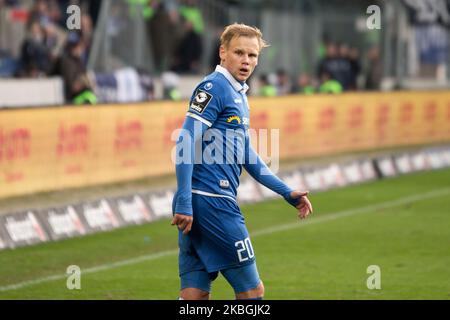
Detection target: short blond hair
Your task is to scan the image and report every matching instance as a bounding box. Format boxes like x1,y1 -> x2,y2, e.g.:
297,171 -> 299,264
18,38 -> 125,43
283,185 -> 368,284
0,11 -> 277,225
220,23 -> 269,51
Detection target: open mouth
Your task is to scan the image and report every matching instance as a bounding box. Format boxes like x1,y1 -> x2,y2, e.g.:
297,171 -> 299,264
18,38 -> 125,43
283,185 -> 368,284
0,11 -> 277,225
239,68 -> 249,75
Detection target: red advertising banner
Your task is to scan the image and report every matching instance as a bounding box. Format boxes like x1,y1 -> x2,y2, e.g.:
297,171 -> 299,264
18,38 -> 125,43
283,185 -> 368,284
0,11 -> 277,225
0,91 -> 449,198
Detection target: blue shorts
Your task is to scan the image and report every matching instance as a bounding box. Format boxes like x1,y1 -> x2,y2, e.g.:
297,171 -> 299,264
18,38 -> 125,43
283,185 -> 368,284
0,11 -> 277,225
173,192 -> 259,292
180,261 -> 261,294
176,193 -> 256,273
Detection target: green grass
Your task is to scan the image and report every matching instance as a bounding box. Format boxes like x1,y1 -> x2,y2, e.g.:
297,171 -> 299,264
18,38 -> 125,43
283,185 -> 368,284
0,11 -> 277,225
1,169 -> 450,299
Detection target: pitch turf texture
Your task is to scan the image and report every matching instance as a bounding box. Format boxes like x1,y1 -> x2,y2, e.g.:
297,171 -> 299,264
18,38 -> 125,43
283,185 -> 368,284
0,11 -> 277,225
1,168 -> 449,300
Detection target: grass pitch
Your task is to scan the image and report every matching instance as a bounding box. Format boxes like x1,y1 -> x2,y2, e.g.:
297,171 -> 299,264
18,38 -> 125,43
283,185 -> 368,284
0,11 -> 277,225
0,168 -> 449,300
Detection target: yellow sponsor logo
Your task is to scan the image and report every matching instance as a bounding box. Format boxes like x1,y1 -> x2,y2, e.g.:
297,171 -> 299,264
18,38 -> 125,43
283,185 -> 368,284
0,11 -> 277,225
227,115 -> 241,124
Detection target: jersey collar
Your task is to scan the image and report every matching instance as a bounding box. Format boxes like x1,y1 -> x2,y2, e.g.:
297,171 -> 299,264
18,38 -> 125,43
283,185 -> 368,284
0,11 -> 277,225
215,65 -> 249,94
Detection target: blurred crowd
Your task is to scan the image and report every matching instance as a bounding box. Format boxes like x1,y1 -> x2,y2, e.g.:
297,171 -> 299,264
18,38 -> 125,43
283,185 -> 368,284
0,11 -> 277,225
0,0 -> 384,105
257,41 -> 382,97
0,0 -> 99,104
0,0 -> 207,103
146,0 -> 204,74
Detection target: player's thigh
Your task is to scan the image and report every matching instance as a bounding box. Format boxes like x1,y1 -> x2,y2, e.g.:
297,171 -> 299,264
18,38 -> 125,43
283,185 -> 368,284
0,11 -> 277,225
221,262 -> 263,299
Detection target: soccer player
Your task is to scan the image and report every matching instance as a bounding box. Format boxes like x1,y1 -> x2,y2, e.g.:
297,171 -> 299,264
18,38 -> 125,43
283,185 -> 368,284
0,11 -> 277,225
172,23 -> 313,300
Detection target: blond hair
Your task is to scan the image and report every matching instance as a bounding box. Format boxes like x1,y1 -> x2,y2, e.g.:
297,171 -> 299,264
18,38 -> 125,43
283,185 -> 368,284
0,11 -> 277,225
220,23 -> 269,51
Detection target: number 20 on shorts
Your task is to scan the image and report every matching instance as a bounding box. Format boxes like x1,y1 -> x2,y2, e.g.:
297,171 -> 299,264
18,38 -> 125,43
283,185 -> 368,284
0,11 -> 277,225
235,237 -> 255,262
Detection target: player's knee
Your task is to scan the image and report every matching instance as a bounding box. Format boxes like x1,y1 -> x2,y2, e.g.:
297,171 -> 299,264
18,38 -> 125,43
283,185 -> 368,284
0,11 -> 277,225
180,288 -> 210,300
236,281 -> 264,299
256,281 -> 264,297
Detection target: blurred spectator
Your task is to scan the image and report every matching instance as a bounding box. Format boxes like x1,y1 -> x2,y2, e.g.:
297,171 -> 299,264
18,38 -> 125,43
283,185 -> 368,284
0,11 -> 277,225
127,0 -> 156,21
0,50 -> 19,77
348,47 -> 361,90
296,73 -> 315,95
276,68 -> 293,95
47,0 -> 62,24
52,32 -> 96,104
80,12 -> 94,64
318,42 -> 352,91
319,71 -> 343,94
171,19 -> 203,74
147,1 -> 182,73
365,45 -> 382,90
338,42 -> 349,58
1,0 -> 99,83
27,0 -> 50,28
179,0 -> 204,35
258,74 -> 277,97
337,42 -> 354,90
42,18 -> 66,66
18,20 -> 52,77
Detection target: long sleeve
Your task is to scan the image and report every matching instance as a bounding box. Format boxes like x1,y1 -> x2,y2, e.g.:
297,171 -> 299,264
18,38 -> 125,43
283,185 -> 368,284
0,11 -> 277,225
244,143 -> 300,208
174,116 -> 208,215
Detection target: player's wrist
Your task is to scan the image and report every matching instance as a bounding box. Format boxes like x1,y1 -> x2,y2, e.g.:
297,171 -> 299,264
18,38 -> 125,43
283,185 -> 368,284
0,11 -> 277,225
175,212 -> 193,217
283,190 -> 300,208
175,203 -> 193,216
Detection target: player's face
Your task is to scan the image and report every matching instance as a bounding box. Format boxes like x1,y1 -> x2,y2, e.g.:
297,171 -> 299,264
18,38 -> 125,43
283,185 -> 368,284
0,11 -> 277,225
220,36 -> 260,82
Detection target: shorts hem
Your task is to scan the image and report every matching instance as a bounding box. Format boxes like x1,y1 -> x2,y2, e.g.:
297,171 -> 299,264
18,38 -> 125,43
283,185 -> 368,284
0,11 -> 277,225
206,259 -> 255,274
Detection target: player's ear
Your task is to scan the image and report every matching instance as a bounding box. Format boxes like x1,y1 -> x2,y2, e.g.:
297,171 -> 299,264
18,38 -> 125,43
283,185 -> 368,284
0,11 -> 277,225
219,45 -> 226,61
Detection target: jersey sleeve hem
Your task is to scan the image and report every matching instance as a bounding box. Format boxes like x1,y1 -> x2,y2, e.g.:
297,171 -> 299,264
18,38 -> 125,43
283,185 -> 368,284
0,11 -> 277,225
186,112 -> 213,127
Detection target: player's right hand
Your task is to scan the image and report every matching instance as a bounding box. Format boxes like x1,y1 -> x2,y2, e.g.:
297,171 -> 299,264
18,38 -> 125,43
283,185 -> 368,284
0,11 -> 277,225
171,213 -> 193,235
290,190 -> 313,220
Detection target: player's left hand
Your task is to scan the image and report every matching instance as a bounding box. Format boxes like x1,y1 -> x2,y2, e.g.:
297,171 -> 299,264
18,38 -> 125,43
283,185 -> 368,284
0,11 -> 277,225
290,191 -> 313,219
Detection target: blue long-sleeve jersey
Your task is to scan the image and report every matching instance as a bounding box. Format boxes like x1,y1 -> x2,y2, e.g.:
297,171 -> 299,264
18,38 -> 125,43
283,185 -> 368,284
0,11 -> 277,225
174,65 -> 299,216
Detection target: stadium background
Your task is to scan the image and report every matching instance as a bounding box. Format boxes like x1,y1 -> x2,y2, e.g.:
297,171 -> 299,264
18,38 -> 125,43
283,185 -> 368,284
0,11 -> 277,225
0,0 -> 450,300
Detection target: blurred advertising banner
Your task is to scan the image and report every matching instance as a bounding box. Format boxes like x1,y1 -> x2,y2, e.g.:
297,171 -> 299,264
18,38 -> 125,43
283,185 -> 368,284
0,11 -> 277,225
254,91 -> 450,161
0,91 -> 449,198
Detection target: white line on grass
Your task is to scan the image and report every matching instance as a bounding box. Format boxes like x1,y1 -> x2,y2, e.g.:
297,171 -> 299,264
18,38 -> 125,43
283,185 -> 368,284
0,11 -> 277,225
1,187 -> 449,292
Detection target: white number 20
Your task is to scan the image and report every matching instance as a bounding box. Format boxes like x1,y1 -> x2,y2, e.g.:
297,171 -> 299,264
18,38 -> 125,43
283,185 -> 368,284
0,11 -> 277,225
235,237 -> 255,262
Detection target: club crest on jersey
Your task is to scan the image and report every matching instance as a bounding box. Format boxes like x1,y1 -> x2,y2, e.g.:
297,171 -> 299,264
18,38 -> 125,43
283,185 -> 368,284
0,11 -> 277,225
190,90 -> 213,114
